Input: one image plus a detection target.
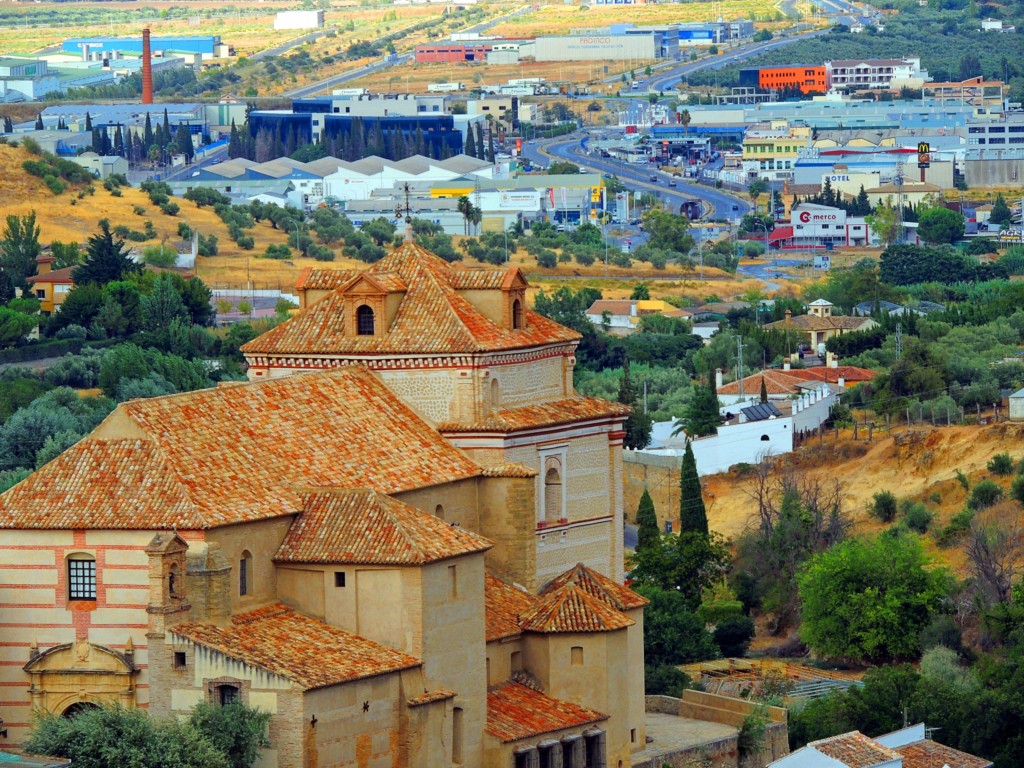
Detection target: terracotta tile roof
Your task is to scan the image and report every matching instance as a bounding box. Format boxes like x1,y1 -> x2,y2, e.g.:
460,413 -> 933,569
718,370 -> 809,396
585,300 -> 635,316
344,272 -> 408,293
297,268 -> 361,292
407,689 -> 457,708
0,368 -> 482,530
786,366 -> 877,383
519,583 -> 634,634
243,243 -> 579,357
275,489 -> 491,565
437,397 -> 630,433
895,740 -> 993,768
26,266 -> 75,284
764,314 -> 875,332
810,732 -> 902,768
486,682 -> 607,743
479,462 -> 538,478
447,269 -> 509,290
485,573 -> 539,641
540,563 -> 648,611
172,603 -> 419,690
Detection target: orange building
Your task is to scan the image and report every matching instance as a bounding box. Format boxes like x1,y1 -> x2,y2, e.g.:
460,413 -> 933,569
739,65 -> 827,94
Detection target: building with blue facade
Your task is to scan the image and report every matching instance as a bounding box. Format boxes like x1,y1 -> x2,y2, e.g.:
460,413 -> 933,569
62,36 -> 231,59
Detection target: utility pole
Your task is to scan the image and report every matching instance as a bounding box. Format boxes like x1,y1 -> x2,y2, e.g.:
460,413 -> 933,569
737,336 -> 744,399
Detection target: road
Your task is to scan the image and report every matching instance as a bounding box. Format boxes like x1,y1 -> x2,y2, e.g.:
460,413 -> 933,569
522,135 -> 748,221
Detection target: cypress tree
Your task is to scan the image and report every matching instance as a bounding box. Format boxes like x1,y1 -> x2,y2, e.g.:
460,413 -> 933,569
143,113 -> 154,150
3,116 -> 12,133
228,120 -> 241,159
760,376 -> 768,404
679,440 -> 708,536
475,124 -> 485,161
34,113 -> 43,130
85,111 -> 92,131
619,359 -> 652,450
635,489 -> 659,550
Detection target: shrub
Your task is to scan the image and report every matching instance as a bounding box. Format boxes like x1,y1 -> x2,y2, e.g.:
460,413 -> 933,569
263,244 -> 292,260
536,249 -> 557,268
160,201 -> 180,216
988,453 -> 1015,476
177,222 -> 193,240
955,470 -> 970,491
901,499 -> 933,534
43,175 -> 66,195
714,615 -> 756,657
645,664 -> 691,697
53,325 -> 88,340
133,205 -> 147,216
235,235 -> 255,250
919,614 -> 965,657
935,509 -> 974,547
869,490 -> 898,523
968,479 -> 1003,510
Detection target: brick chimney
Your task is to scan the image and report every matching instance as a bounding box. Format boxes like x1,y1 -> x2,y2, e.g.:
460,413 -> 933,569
141,28 -> 153,105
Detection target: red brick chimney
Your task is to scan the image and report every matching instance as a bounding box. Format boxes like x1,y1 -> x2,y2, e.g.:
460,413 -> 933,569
141,28 -> 153,105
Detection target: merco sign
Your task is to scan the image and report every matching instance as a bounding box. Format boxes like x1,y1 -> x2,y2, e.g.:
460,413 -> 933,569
799,211 -> 840,223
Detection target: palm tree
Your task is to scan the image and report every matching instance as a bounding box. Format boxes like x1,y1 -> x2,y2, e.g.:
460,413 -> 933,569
680,109 -> 691,135
747,179 -> 769,214
456,196 -> 472,236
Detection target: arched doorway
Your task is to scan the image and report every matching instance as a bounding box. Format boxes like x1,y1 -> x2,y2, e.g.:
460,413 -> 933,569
62,701 -> 100,719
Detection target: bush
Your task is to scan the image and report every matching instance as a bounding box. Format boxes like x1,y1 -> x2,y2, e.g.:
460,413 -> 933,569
968,479 -> 1003,510
869,490 -> 898,523
536,249 -> 557,268
714,615 -> 756,657
178,222 -> 193,240
133,205 -> 147,216
645,664 -> 691,697
1011,475 -> 1024,506
919,614 -> 965,657
263,244 -> 292,260
900,499 -> 933,534
935,509 -> 974,547
44,175 -> 66,195
160,201 -> 180,216
988,453 -> 1015,476
53,325 -> 88,340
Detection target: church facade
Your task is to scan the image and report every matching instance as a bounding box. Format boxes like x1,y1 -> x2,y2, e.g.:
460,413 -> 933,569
0,245 -> 644,768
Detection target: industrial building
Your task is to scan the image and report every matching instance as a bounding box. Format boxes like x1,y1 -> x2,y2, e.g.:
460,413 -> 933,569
0,56 -> 115,102
739,66 -> 827,95
415,41 -> 501,63
61,35 -> 232,60
529,33 -> 661,62
274,10 -> 324,30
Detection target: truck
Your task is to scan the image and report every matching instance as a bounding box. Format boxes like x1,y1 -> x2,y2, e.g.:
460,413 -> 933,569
332,88 -> 369,97
508,77 -> 545,86
427,82 -> 464,93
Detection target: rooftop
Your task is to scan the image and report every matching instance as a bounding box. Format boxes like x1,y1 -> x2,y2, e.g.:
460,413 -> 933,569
485,682 -> 607,743
274,489 -> 491,566
894,740 -> 993,768
173,603 -> 419,690
243,243 -> 580,357
437,397 -> 630,434
485,573 -> 538,642
539,562 -> 648,611
810,732 -> 902,768
519,582 -> 634,634
0,368 -> 482,530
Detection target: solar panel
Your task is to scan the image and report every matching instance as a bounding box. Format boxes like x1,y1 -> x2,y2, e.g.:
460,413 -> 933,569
740,402 -> 783,422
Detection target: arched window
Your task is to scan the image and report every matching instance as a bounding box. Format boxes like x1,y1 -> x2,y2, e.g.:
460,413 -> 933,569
760,434 -> 770,441
435,504 -> 445,520
356,304 -> 375,336
544,465 -> 563,523
512,298 -> 524,329
239,551 -> 252,597
218,683 -> 240,706
490,378 -> 500,408
168,562 -> 182,598
62,701 -> 99,719
67,553 -> 96,601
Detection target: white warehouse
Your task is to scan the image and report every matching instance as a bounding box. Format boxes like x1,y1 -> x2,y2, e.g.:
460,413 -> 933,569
274,10 -> 325,30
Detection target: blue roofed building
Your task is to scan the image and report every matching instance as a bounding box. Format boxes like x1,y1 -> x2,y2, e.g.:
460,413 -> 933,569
62,35 -> 231,60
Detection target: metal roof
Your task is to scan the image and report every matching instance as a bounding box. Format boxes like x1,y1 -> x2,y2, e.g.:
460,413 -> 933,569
740,402 -> 783,422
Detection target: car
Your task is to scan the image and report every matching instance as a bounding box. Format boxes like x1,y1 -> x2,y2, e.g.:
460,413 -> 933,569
649,175 -> 658,182
668,179 -> 677,187
628,218 -> 640,226
731,204 -> 740,211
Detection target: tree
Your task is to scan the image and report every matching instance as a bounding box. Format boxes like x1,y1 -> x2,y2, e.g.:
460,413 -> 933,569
959,53 -> 983,80
797,533 -> 952,663
630,283 -> 651,301
547,161 -> 580,175
189,702 -> 272,768
759,376 -> 768,404
990,194 -> 1012,227
0,305 -> 37,346
629,530 -> 730,610
634,584 -> 718,667
918,207 -> 965,245
142,273 -> 189,334
72,220 -> 141,286
866,203 -> 900,249
456,195 -> 473,236
0,211 -> 42,289
619,359 -> 651,450
635,489 -> 659,550
143,243 -> 178,268
679,109 -> 691,134
361,217 -> 396,246
679,440 -> 709,535
674,380 -> 720,438
747,179 -> 769,214
642,208 -> 693,256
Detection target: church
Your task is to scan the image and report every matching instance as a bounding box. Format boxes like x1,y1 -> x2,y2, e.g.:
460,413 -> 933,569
0,243 -> 646,768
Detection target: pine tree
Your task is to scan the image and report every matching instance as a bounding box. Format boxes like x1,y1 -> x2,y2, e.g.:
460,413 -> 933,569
72,220 -> 141,286
228,120 -> 241,159
856,185 -> 870,216
34,113 -> 43,130
679,440 -> 708,536
760,376 -> 768,404
991,194 -> 1011,226
85,112 -> 92,131
635,489 -> 659,550
619,360 -> 652,450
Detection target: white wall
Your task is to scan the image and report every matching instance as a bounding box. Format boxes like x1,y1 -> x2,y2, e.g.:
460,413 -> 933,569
644,417 -> 793,476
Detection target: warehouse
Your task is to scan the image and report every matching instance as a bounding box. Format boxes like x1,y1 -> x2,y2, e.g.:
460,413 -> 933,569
274,10 -> 324,30
61,35 -> 231,59
531,33 -> 659,62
